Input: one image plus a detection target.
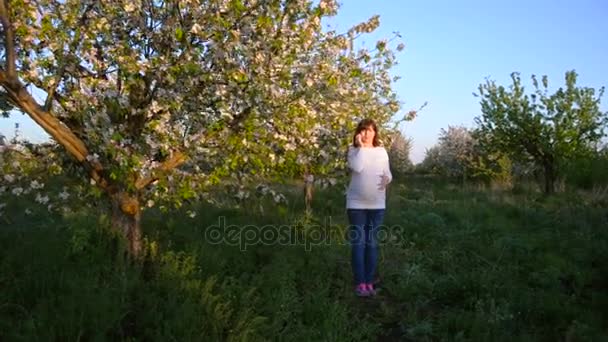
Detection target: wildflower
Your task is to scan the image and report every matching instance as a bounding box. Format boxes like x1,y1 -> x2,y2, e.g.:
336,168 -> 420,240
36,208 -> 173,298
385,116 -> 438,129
273,194 -> 286,203
30,180 -> 44,189
35,193 -> 49,205
58,190 -> 70,200
235,190 -> 249,200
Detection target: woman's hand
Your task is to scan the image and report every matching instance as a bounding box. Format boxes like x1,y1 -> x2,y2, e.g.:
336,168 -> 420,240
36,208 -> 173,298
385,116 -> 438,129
355,133 -> 363,147
377,174 -> 390,190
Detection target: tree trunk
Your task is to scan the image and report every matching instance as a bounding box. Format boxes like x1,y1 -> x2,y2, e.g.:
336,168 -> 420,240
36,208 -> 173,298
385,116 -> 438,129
543,161 -> 556,195
111,192 -> 142,258
304,173 -> 314,213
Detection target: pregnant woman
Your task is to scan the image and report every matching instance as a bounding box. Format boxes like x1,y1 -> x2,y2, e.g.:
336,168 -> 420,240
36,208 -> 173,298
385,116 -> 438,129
346,118 -> 392,297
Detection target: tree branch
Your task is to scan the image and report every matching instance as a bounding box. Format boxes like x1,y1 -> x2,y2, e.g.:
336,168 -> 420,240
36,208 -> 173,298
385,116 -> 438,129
0,0 -> 16,78
0,71 -> 107,190
135,151 -> 187,190
44,4 -> 94,111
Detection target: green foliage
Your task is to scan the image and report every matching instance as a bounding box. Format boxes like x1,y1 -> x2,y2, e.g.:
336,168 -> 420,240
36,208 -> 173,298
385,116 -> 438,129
467,144 -> 514,188
562,146 -> 608,189
2,175 -> 608,341
0,89 -> 15,117
418,126 -> 513,187
0,181 -> 380,341
417,145 -> 441,174
382,176 -> 608,341
474,70 -> 608,193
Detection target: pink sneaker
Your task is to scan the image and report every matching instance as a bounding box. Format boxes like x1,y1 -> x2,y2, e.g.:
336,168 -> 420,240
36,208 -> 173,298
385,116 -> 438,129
354,283 -> 370,297
366,283 -> 377,296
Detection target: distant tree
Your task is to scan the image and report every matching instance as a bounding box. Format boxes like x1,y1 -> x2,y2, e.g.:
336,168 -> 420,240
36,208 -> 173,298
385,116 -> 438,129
419,145 -> 441,174
436,125 -> 474,180
474,70 -> 608,194
387,130 -> 413,174
418,126 -> 474,180
466,130 -> 513,188
419,126 -> 513,186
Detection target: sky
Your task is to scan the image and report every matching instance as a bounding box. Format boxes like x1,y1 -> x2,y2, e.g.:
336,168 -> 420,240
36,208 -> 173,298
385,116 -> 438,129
325,0 -> 608,162
1,0 -> 607,163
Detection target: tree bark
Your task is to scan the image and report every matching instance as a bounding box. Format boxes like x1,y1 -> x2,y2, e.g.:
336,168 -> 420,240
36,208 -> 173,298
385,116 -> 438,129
111,192 -> 142,258
304,173 -> 314,213
543,160 -> 556,195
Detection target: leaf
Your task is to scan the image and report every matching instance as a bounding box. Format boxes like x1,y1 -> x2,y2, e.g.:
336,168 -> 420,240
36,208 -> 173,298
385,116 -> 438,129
230,0 -> 247,15
175,28 -> 184,41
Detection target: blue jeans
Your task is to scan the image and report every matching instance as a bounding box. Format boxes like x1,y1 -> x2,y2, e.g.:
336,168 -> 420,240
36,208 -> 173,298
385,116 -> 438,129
347,209 -> 385,285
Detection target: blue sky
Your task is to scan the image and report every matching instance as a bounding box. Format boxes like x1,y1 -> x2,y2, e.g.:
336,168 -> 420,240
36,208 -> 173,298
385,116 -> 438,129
1,0 -> 607,163
326,0 -> 608,162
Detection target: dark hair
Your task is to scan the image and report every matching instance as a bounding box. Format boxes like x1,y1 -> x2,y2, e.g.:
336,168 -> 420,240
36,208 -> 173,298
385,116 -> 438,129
352,118 -> 381,147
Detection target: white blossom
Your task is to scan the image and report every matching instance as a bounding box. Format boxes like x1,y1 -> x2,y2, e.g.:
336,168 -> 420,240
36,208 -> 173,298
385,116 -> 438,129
273,193 -> 286,203
30,180 -> 44,189
86,153 -> 100,163
235,190 -> 249,200
190,23 -> 202,34
35,193 -> 50,205
58,190 -> 70,200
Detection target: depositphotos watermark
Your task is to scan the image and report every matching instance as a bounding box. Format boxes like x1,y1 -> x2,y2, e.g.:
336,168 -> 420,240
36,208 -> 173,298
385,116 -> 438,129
203,217 -> 406,251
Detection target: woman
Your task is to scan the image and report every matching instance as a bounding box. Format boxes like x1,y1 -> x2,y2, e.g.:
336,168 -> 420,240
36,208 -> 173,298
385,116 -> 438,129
346,118 -> 392,297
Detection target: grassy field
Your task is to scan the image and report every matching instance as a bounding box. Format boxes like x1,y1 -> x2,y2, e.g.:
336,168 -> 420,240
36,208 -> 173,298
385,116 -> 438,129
1,175 -> 607,341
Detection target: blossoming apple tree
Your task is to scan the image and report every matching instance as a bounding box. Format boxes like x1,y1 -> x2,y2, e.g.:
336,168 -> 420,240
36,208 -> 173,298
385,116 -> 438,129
0,0 -> 407,257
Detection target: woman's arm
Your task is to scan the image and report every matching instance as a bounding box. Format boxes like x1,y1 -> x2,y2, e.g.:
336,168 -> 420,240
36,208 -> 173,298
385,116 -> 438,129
384,148 -> 393,183
348,146 -> 365,173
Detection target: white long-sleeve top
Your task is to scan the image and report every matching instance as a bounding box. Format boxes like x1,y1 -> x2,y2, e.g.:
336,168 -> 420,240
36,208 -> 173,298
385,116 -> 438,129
346,146 -> 393,209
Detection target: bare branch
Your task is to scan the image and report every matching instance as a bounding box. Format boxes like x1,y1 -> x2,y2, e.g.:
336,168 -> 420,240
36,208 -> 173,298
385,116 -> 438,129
0,0 -> 16,78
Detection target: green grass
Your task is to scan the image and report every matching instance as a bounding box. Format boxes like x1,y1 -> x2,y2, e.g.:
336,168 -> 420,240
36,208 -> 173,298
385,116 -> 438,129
1,176 -> 607,341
